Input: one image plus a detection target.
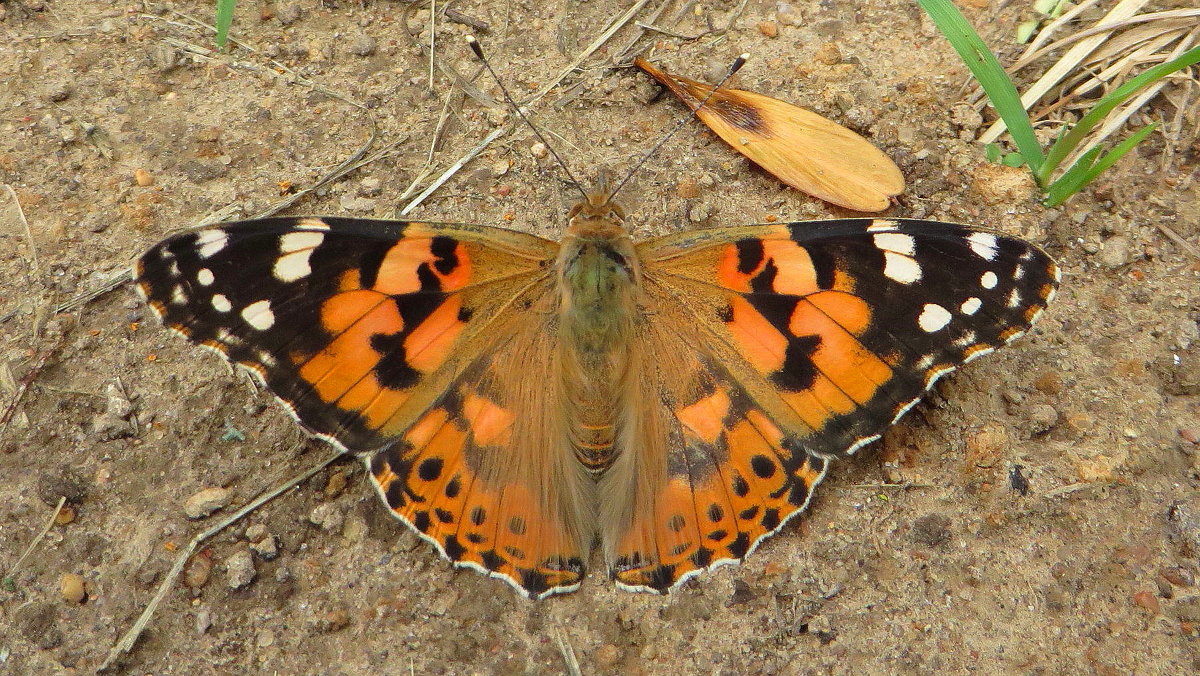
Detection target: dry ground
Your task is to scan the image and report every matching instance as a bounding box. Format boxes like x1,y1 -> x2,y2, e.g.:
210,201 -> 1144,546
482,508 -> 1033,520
1,0 -> 1199,674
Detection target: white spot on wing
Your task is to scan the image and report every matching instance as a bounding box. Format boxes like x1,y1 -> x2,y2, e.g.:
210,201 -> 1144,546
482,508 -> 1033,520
874,232 -> 915,255
170,285 -> 186,305
211,294 -> 232,313
274,230 -> 326,282
967,232 -> 998,260
1007,288 -> 1022,308
883,252 -> 922,284
960,297 -> 982,315
196,229 -> 229,259
866,219 -> 899,232
980,271 -> 998,289
918,303 -> 952,332
963,345 -> 995,364
197,268 -> 214,286
242,300 -> 275,331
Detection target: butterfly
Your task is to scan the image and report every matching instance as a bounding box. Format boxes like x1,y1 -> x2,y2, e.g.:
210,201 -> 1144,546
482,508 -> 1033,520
134,180 -> 1058,599
635,56 -> 905,212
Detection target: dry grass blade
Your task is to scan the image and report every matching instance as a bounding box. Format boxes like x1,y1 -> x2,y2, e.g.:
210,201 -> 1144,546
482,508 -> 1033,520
3,497 -> 66,582
525,0 -> 653,104
978,0 -> 1151,144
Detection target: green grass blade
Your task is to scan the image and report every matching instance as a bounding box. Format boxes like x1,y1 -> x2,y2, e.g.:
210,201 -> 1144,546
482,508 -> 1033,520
917,0 -> 1045,173
1041,46 -> 1200,180
216,0 -> 237,50
1043,122 -> 1157,207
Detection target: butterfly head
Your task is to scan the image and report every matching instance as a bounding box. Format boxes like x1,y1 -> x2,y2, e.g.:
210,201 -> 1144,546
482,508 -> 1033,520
568,169 -> 627,228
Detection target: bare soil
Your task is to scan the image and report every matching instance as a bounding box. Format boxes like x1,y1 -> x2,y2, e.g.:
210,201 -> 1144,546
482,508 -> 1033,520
2,1 -> 1198,674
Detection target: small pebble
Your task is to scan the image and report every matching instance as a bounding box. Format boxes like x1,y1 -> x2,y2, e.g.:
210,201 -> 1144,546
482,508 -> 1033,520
60,574 -> 86,604
224,550 -> 256,589
1163,567 -> 1195,587
245,524 -> 268,542
350,34 -> 376,57
184,487 -> 232,519
813,42 -> 841,66
47,84 -> 72,102
1025,404 -> 1059,434
195,608 -> 213,634
594,644 -> 621,668
965,423 -> 1008,468
1032,372 -> 1063,396
676,178 -> 700,199
134,169 -> 155,186
257,628 -> 276,648
184,551 -> 213,589
309,503 -> 345,532
777,3 -> 802,26
1132,590 -> 1160,614
324,470 -> 348,499
54,505 -> 76,526
358,177 -> 382,197
757,21 -> 779,38
1098,236 -> 1130,269
251,534 -> 279,560
312,607 -> 351,633
529,142 -> 548,159
276,3 -> 302,25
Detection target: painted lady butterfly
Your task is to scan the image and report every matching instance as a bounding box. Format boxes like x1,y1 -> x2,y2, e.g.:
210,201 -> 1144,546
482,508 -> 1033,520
135,182 -> 1058,598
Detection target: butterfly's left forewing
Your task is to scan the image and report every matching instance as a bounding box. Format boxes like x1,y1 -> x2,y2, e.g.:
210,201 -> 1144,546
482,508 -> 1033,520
608,218 -> 1058,591
135,217 -> 557,450
137,218 -> 592,598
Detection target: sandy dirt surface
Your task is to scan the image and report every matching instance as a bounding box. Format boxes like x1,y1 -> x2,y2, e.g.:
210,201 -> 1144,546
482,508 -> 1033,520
2,0 -> 1199,673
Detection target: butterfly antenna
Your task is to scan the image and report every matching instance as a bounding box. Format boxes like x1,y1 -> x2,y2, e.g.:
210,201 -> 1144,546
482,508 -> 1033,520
608,53 -> 749,202
465,36 -> 589,201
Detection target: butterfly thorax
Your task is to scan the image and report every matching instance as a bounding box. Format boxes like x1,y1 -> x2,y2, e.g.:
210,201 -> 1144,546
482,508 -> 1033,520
555,193 -> 640,473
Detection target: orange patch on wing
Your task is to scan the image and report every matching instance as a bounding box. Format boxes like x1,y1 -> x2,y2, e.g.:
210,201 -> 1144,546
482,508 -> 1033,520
727,296 -> 788,372
403,296 -> 468,373
717,240 -> 821,296
403,406 -> 451,450
338,269 -> 362,292
781,379 -> 856,430
374,238 -> 472,295
675,386 -> 731,444
789,296 -> 891,405
806,291 -> 872,336
320,290 -> 395,333
462,392 -> 514,446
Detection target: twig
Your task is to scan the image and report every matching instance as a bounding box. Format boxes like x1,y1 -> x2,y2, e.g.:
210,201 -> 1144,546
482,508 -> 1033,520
552,626 -> 583,676
97,449 -> 343,673
0,334 -> 63,435
634,21 -> 702,41
3,497 -> 66,583
1041,481 -> 1111,499
402,2 -> 499,108
429,0 -> 437,91
397,88 -> 458,204
55,270 -> 131,314
3,184 -> 38,275
1156,221 -> 1200,260
444,7 -> 490,33
400,124 -> 511,215
525,0 -> 653,104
